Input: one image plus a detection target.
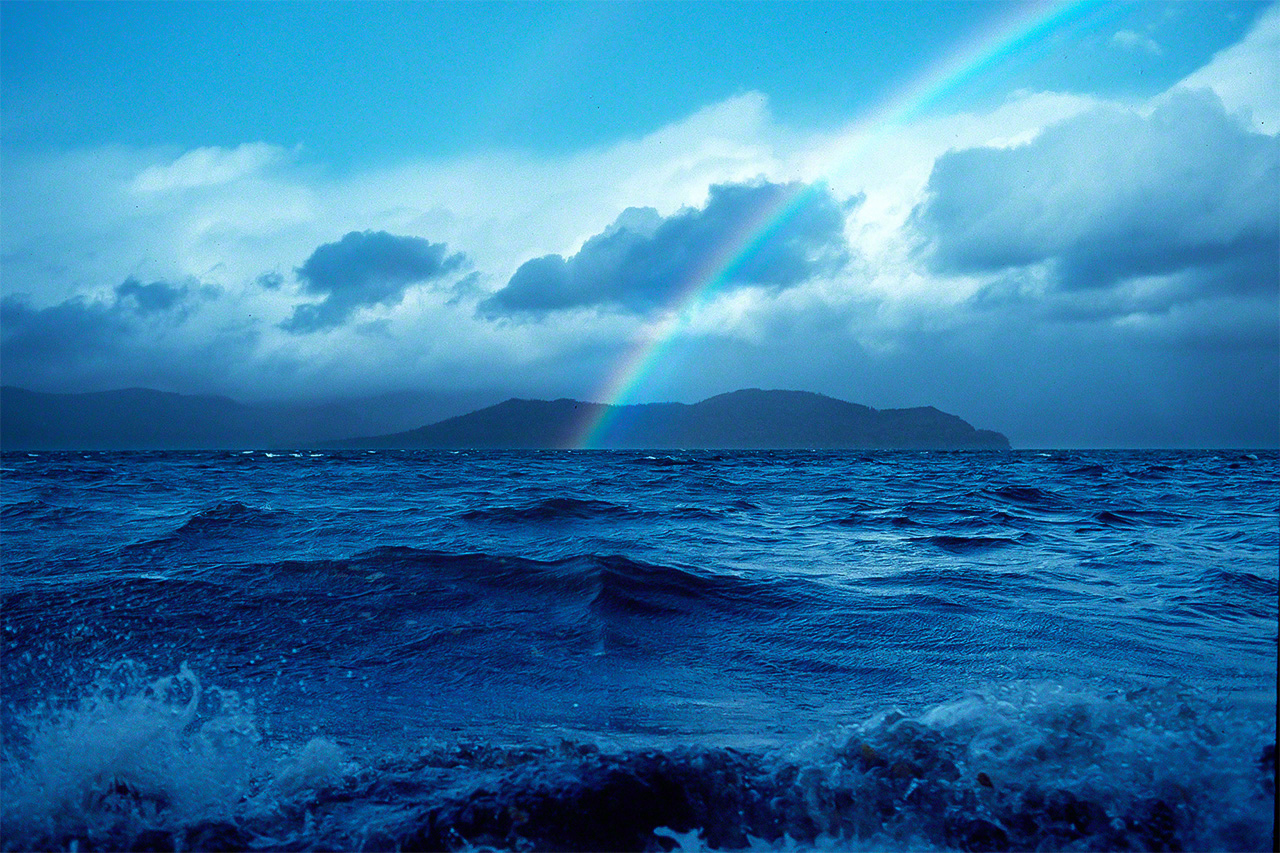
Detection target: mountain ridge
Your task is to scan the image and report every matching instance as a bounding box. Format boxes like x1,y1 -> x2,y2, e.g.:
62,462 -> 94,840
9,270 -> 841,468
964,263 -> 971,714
0,385 -> 497,450
330,388 -> 1011,450
1,386 -> 1010,450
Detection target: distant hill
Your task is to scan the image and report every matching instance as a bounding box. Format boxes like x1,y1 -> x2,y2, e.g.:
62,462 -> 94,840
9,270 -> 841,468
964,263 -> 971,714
0,386 -> 496,450
1,386 -> 1010,451
330,389 -> 1011,450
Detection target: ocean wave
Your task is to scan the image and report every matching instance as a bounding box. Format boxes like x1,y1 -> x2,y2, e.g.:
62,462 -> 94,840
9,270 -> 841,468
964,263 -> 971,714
1083,508 -> 1190,530
913,535 -> 1023,554
833,512 -> 924,529
0,499 -> 92,525
459,497 -> 637,523
174,501 -> 292,537
317,547 -> 782,618
629,454 -> 703,467
1,499 -> 50,519
1063,463 -> 1109,476
3,547 -> 809,707
1191,568 -> 1280,619
665,505 -> 726,521
3,669 -> 1272,852
949,510 -> 1036,532
985,486 -> 1064,507
1091,510 -> 1140,527
586,554 -> 774,619
5,450 -> 1276,851
115,502 -> 293,554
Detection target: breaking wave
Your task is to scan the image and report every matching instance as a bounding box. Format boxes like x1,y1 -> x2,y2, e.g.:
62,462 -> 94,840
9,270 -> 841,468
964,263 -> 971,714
2,667 -> 1272,852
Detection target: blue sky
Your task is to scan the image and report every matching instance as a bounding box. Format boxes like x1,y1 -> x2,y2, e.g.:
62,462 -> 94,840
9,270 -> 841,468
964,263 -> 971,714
1,1 -> 1277,446
2,2 -> 1266,160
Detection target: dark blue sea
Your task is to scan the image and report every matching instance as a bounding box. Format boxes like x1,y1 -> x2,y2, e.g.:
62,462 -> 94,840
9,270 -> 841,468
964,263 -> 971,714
1,450 -> 1276,851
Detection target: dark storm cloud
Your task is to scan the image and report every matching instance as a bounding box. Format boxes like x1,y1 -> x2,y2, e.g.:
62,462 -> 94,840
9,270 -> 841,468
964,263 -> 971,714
2,276 -> 201,366
912,90 -> 1279,303
282,230 -> 466,333
115,277 -> 189,313
482,179 -> 852,317
0,282 -> 256,395
0,295 -> 130,367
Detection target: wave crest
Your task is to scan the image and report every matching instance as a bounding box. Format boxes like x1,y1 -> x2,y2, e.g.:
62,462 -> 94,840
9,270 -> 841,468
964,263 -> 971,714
460,497 -> 636,523
4,671 -> 1271,852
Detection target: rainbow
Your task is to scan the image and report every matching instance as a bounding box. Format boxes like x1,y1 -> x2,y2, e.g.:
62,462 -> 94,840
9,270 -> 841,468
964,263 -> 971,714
577,0 -> 1115,448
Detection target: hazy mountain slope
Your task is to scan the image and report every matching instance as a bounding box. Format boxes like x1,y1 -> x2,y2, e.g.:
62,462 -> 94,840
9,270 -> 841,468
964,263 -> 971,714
0,386 -> 497,449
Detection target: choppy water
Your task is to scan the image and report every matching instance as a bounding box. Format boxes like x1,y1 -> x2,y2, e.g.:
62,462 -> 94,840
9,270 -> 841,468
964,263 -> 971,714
1,450 -> 1276,851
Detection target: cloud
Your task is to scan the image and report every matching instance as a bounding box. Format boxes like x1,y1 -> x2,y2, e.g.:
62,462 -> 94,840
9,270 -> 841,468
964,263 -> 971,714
911,89 -> 1279,310
282,230 -> 467,333
255,272 -> 285,290
0,93 -> 794,399
1,295 -> 130,367
0,276 -> 270,396
130,143 -> 286,193
1177,3 -> 1279,133
114,277 -> 190,314
482,179 -> 851,316
0,275 -> 207,384
1111,30 -> 1161,55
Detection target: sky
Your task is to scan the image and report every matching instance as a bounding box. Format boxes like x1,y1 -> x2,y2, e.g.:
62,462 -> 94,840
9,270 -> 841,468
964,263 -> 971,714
1,1 -> 1277,448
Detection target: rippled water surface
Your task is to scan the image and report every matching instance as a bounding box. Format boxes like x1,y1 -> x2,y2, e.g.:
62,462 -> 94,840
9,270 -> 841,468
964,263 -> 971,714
2,450 -> 1276,850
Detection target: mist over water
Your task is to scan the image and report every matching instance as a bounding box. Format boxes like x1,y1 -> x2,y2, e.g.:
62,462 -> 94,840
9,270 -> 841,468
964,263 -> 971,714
2,450 -> 1276,851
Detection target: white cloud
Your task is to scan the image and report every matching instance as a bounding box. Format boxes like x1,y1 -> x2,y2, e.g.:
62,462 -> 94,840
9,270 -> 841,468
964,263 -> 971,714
0,95 -> 793,397
130,143 -> 287,193
809,90 -> 1099,306
912,90 -> 1278,297
1111,29 -> 1162,55
325,93 -> 785,283
1177,3 -> 1280,133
